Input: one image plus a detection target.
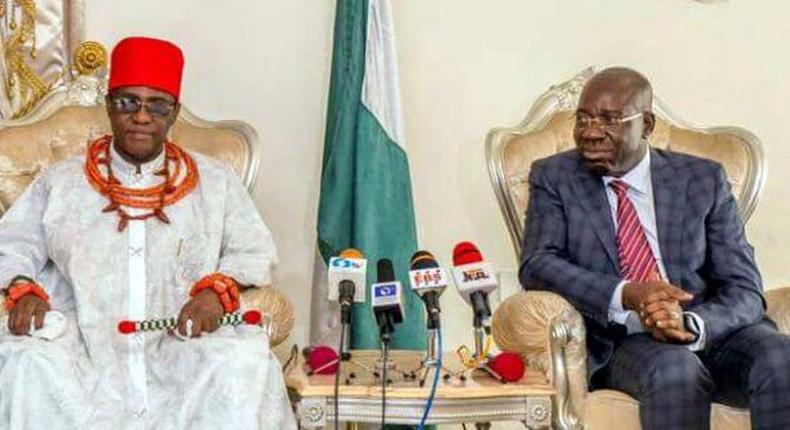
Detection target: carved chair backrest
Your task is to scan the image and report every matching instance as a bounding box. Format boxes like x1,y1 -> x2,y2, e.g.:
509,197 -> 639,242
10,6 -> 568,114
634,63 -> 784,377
486,67 -> 765,257
0,75 -> 260,216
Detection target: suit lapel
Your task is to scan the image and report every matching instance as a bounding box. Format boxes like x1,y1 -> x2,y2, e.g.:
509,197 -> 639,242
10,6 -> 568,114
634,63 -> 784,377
651,149 -> 688,286
572,162 -> 620,273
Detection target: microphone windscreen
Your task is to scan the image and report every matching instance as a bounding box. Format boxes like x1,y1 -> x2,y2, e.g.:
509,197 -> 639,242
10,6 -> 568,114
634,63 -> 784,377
410,250 -> 439,270
452,241 -> 483,266
489,351 -> 525,382
306,345 -> 339,375
339,248 -> 364,259
377,258 -> 395,283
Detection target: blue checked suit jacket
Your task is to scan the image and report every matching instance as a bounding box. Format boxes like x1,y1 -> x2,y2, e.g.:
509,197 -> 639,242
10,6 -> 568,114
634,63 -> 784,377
519,148 -> 766,379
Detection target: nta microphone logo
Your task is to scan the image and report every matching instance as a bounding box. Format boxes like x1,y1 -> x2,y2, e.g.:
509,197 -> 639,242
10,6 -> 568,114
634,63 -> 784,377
462,268 -> 490,282
374,284 -> 398,297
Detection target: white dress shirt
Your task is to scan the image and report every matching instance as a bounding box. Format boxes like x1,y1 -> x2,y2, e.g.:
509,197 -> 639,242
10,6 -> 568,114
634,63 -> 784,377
604,150 -> 706,351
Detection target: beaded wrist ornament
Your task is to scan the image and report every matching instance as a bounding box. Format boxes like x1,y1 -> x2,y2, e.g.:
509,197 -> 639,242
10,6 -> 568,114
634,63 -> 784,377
4,281 -> 49,311
189,273 -> 241,313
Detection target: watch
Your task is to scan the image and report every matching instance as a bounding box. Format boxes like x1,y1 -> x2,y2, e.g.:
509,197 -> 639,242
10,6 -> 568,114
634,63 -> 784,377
683,313 -> 701,343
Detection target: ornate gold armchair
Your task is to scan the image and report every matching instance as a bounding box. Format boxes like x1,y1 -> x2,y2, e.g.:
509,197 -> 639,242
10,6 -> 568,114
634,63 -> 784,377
0,47 -> 294,355
487,67 -> 790,430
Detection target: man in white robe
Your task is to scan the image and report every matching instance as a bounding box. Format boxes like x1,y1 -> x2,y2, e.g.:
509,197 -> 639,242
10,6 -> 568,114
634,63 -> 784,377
0,36 -> 297,430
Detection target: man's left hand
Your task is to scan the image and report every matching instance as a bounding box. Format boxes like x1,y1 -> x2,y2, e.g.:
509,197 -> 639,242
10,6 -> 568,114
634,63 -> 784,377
176,289 -> 224,338
640,299 -> 696,343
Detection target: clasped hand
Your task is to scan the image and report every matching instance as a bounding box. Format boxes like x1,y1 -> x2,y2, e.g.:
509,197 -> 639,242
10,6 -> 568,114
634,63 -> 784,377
622,281 -> 696,343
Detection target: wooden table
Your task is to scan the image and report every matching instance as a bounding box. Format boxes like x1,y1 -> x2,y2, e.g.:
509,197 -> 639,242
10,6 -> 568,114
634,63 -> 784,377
286,349 -> 555,429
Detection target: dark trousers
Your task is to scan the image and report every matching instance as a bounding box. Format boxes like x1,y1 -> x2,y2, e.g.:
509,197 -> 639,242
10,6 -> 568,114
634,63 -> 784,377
600,320 -> 790,430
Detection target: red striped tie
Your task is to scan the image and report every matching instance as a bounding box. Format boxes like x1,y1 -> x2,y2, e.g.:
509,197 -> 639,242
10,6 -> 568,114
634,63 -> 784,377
610,180 -> 661,282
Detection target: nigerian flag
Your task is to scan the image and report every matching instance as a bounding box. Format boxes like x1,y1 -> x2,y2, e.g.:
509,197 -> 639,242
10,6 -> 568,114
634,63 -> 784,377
317,0 -> 426,352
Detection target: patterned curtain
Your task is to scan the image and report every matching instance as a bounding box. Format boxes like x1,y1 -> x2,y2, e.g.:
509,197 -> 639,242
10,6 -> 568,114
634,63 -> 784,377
0,0 -> 83,119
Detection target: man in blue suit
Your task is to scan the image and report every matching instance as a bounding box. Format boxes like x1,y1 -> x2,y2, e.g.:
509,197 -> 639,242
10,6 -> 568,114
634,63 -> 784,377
520,67 -> 790,430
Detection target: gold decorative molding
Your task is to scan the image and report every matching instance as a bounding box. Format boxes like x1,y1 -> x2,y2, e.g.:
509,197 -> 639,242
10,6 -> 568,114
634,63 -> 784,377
73,40 -> 106,76
0,0 -> 83,120
0,0 -> 60,119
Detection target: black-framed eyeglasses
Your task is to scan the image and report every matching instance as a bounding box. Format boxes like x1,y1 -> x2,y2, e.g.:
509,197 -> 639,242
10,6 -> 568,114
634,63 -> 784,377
109,94 -> 176,118
573,111 -> 643,129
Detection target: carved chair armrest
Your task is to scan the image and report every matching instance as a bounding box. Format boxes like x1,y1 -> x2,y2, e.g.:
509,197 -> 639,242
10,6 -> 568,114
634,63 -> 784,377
765,286 -> 790,335
240,285 -> 295,347
492,290 -> 586,429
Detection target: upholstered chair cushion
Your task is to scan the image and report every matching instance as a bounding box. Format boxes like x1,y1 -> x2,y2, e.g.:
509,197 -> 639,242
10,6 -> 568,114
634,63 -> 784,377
583,389 -> 751,430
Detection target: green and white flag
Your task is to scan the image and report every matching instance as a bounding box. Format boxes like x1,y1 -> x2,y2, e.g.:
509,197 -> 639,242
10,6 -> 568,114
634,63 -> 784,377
311,0 -> 425,352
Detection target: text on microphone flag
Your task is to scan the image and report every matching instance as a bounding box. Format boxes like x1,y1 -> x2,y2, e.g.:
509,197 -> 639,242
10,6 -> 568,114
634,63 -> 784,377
462,268 -> 491,282
330,257 -> 365,270
410,268 -> 447,288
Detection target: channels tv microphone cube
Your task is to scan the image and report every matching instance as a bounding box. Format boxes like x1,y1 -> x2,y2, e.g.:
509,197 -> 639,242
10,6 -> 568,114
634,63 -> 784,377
327,255 -> 367,302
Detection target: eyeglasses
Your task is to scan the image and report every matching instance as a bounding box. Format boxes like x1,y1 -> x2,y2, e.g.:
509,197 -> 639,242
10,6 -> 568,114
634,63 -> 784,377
109,94 -> 176,118
573,111 -> 643,129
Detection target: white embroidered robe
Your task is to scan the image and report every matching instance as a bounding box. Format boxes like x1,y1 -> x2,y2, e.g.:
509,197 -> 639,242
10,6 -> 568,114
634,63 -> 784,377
0,143 -> 297,430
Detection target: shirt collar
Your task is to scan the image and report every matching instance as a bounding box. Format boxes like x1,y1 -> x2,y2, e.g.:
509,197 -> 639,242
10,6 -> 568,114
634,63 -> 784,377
110,139 -> 166,178
602,149 -> 651,195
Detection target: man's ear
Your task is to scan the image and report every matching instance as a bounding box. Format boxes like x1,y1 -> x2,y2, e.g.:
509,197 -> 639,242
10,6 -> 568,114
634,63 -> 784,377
168,103 -> 181,128
104,94 -> 113,117
642,111 -> 656,139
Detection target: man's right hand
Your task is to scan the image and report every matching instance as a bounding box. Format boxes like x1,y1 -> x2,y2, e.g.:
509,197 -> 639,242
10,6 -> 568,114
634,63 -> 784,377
8,295 -> 50,336
622,280 -> 697,343
643,304 -> 697,343
621,280 -> 693,312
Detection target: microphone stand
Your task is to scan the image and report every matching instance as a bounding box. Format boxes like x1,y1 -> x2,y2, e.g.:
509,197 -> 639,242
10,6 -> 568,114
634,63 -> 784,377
308,283 -> 375,384
414,309 -> 463,386
373,313 -> 414,383
461,292 -> 504,383
469,313 -> 504,383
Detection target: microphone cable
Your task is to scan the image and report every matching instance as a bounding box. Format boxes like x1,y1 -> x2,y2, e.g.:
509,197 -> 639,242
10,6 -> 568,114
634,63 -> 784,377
380,338 -> 391,429
417,326 -> 442,429
333,323 -> 345,430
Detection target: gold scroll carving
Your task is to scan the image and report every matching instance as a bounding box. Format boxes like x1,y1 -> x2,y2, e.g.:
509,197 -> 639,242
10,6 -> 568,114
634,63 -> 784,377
0,0 -> 58,119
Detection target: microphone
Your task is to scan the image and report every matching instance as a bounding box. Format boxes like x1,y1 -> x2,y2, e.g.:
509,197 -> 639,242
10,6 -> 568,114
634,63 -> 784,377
371,258 -> 404,343
450,241 -> 498,328
408,250 -> 448,330
328,248 -> 367,325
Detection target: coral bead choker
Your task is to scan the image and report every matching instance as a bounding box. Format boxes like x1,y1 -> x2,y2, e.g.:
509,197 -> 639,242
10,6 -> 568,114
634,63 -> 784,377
84,135 -> 199,231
